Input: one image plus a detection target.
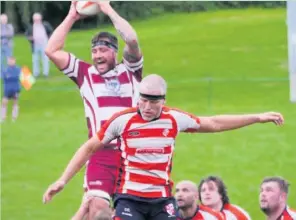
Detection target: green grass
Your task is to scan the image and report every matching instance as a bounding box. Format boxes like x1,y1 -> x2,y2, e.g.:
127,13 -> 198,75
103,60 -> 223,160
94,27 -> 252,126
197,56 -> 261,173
2,8 -> 296,219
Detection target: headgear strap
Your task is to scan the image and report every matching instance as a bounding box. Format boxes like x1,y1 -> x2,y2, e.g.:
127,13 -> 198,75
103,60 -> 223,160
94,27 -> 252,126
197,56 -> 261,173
92,40 -> 118,52
140,93 -> 166,100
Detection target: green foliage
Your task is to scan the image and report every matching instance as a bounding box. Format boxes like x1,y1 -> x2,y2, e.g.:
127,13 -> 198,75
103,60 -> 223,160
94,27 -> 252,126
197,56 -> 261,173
1,1 -> 287,33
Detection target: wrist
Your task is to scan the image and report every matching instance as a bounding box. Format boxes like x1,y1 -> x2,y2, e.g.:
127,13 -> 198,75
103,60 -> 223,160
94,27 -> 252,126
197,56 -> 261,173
57,178 -> 67,185
253,114 -> 261,123
65,14 -> 78,23
104,6 -> 116,17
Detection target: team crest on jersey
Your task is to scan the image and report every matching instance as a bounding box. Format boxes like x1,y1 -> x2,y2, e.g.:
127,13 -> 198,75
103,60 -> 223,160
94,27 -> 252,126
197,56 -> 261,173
105,77 -> 121,94
163,128 -> 169,137
164,203 -> 176,217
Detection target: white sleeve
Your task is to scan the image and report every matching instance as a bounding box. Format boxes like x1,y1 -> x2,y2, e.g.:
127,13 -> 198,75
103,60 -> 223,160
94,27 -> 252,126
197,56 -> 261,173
123,56 -> 143,83
171,109 -> 201,132
61,53 -> 91,87
61,53 -> 80,78
96,115 -> 124,144
123,56 -> 143,72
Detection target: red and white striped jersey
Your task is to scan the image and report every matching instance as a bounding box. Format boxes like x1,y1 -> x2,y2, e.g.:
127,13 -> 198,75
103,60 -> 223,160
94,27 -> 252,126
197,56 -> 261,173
222,204 -> 251,220
178,205 -> 224,220
278,207 -> 296,220
62,53 -> 143,141
97,107 -> 201,198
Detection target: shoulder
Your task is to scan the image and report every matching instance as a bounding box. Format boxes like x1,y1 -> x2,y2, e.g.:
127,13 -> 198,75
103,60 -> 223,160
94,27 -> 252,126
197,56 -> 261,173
286,207 -> 296,218
198,205 -> 224,219
223,204 -> 251,219
106,107 -> 138,125
163,106 -> 199,121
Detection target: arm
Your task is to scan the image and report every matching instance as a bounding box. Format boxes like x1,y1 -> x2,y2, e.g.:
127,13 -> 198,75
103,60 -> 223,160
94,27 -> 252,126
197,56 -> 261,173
98,2 -> 142,63
45,2 -> 81,70
173,109 -> 284,133
44,21 -> 54,36
43,113 -> 122,204
42,136 -> 103,204
6,24 -> 14,38
59,136 -> 102,184
198,112 -> 284,133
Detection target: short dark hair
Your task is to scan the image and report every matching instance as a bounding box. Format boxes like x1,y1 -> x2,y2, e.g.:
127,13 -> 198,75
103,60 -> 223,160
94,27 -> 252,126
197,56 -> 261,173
261,176 -> 290,194
198,176 -> 230,205
91,31 -> 118,49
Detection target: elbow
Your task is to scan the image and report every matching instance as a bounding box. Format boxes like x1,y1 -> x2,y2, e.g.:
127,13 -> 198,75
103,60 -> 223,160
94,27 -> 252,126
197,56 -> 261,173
126,35 -> 138,46
45,46 -> 53,58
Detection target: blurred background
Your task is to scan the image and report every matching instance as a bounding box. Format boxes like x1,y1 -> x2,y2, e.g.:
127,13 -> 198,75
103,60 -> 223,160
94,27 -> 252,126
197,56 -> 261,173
1,1 -> 296,219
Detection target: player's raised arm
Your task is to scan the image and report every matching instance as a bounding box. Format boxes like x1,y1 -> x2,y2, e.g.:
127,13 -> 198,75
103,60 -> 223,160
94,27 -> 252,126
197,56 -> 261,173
45,1 -> 82,70
97,1 -> 142,63
42,136 -> 103,204
197,112 -> 284,133
43,113 -> 121,204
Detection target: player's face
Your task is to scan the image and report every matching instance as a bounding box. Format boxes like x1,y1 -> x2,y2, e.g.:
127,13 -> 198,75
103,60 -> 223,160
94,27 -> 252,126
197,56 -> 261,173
7,57 -> 16,66
138,97 -> 165,121
200,181 -> 222,208
260,182 -> 285,214
92,45 -> 116,74
175,183 -> 197,209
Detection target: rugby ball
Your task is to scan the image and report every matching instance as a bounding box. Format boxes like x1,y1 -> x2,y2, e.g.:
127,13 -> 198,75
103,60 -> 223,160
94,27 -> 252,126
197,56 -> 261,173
75,1 -> 100,16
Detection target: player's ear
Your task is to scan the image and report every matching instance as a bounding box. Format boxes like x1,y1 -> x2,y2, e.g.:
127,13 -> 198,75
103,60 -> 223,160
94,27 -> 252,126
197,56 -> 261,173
280,192 -> 287,202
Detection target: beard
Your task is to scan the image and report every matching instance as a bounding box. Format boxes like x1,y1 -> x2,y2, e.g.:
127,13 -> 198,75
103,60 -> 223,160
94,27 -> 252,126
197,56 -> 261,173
261,206 -> 272,215
177,200 -> 194,210
94,59 -> 116,75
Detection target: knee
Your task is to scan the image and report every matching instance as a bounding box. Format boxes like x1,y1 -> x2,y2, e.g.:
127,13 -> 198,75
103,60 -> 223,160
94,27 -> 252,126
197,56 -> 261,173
2,98 -> 8,106
89,198 -> 111,220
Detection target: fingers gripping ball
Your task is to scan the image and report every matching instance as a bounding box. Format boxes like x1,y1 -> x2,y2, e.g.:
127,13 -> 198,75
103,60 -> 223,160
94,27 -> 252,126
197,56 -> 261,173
75,1 -> 100,16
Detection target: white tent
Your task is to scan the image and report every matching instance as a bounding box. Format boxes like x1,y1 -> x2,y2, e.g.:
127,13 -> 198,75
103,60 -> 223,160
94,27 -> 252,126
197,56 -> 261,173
287,1 -> 296,102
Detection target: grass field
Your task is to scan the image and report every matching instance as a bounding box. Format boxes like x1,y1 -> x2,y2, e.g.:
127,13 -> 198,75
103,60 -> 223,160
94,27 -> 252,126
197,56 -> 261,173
2,8 -> 296,220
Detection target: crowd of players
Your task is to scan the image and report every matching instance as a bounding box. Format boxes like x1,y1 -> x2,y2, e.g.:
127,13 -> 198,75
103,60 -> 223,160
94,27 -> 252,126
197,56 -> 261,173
10,1 -> 290,220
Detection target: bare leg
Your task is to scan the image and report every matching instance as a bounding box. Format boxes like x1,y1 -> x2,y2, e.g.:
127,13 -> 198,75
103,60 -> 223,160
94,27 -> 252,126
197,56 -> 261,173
1,97 -> 8,122
12,94 -> 19,121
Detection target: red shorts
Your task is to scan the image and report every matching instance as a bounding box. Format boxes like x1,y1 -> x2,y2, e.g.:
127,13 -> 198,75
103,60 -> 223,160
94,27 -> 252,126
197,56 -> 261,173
83,147 -> 121,202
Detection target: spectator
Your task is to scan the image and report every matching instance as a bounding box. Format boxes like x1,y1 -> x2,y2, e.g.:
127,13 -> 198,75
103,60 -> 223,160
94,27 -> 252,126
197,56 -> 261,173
1,13 -> 14,74
25,12 -> 53,78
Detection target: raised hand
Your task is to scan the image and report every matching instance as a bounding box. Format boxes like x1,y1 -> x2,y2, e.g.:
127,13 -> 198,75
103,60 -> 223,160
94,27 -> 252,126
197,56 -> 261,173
258,112 -> 284,126
43,180 -> 66,204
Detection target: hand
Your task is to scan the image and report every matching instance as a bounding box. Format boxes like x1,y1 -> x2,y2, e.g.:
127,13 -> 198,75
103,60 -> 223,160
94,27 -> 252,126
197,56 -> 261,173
258,112 -> 284,125
43,180 -> 66,204
67,1 -> 83,21
97,1 -> 112,14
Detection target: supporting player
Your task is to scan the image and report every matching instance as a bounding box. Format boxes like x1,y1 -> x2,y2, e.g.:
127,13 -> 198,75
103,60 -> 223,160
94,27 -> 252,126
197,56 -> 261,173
260,176 -> 296,220
175,180 -> 224,220
198,176 -> 251,220
43,74 -> 284,220
44,1 -> 143,219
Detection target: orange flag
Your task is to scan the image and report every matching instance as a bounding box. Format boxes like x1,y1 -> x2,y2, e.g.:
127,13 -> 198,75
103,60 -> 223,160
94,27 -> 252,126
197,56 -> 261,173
20,66 -> 36,91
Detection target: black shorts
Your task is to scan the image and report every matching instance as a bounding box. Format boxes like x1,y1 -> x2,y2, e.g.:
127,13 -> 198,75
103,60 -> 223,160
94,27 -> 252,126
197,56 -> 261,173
114,197 -> 177,220
4,89 -> 19,99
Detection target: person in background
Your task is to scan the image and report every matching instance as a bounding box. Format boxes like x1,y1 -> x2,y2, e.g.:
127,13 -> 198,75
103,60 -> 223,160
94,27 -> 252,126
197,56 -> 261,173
260,176 -> 296,220
175,180 -> 224,220
198,176 -> 251,220
1,13 -> 14,74
25,12 -> 53,78
1,56 -> 21,122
